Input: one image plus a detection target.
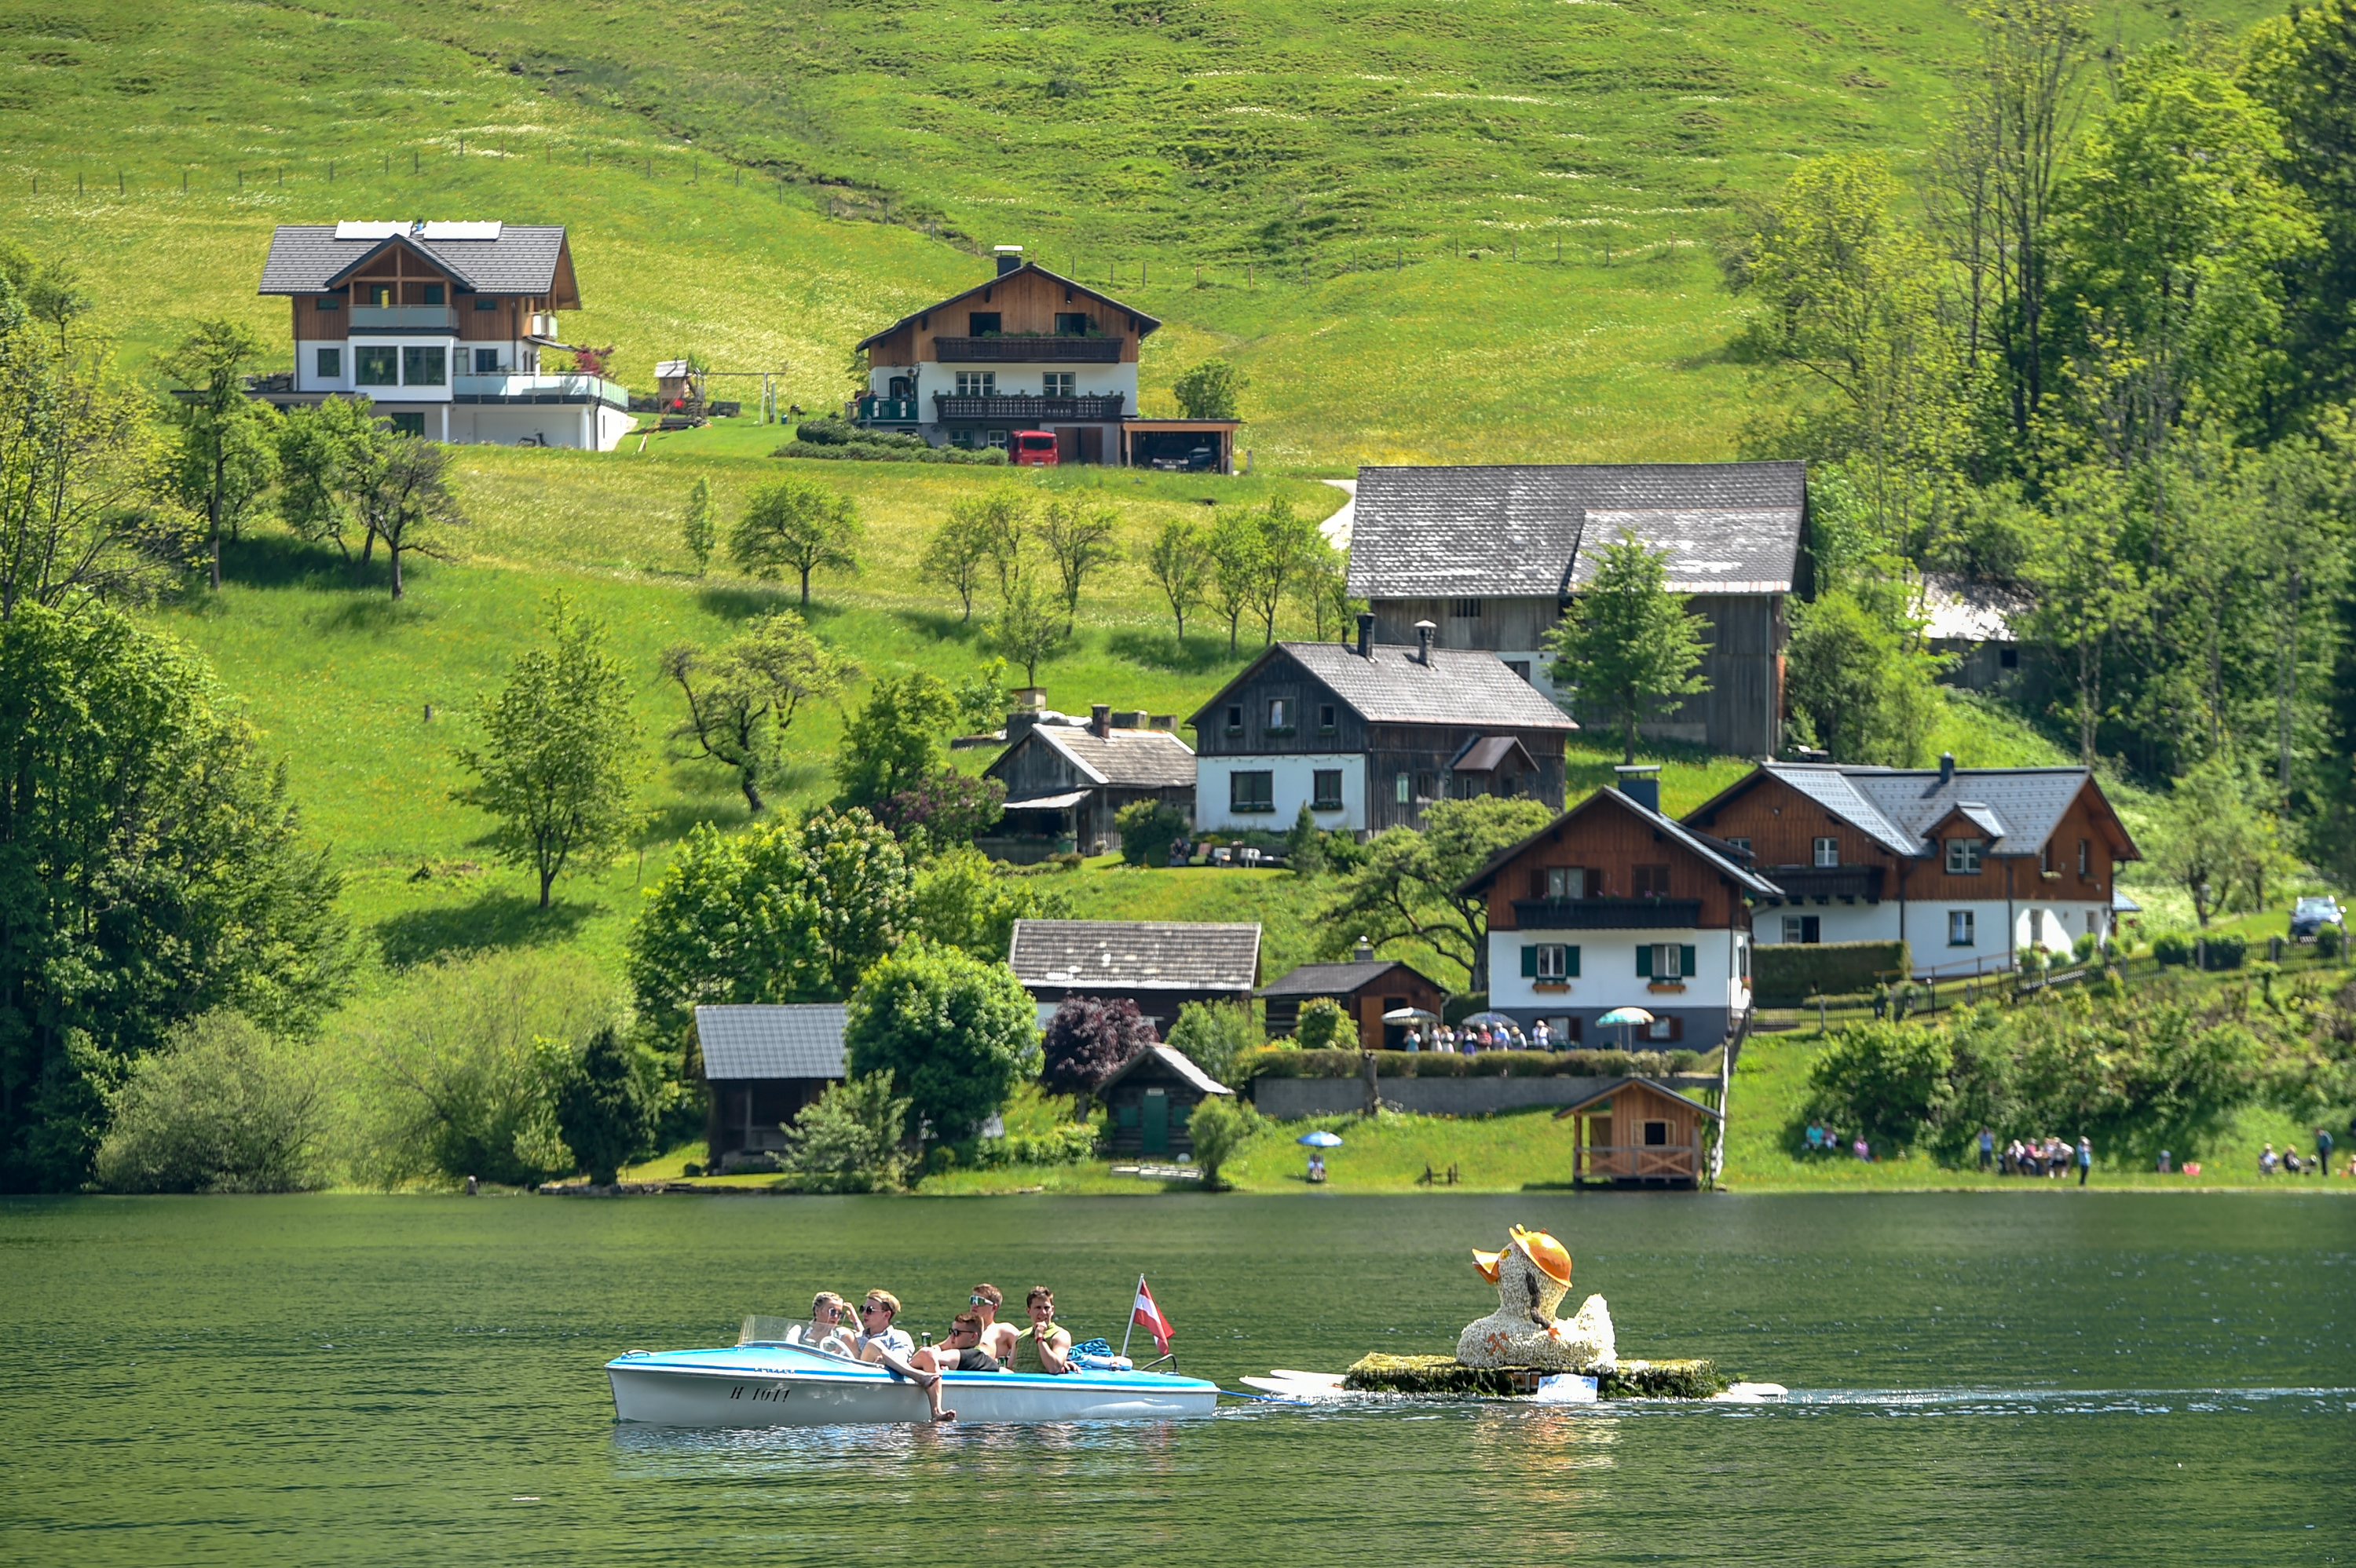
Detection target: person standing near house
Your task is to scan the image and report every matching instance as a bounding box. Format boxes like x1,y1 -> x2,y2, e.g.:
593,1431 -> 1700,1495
1978,1128 -> 1995,1172
2076,1135 -> 2092,1186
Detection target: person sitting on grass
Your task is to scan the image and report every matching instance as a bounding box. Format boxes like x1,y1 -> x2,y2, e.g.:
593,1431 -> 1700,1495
1015,1286 -> 1077,1374
855,1290 -> 955,1423
915,1312 -> 1001,1376
2260,1143 -> 2279,1177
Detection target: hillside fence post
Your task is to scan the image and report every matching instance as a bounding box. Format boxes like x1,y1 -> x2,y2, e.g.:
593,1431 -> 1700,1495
118,170 -> 124,193
413,150 -> 419,174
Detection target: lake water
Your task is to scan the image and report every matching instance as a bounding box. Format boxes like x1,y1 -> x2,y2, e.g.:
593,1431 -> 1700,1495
2,1192 -> 2350,1565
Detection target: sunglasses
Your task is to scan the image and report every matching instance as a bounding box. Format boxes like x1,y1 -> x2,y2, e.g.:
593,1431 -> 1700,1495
860,1303 -> 890,1314
969,1294 -> 993,1305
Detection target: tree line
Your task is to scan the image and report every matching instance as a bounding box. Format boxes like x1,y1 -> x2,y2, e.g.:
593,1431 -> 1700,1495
1725,0 -> 2356,883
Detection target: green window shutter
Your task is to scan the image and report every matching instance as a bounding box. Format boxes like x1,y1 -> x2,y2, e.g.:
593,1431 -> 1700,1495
1636,945 -> 1652,978
1521,945 -> 1538,978
1681,945 -> 1697,978
1566,945 -> 1581,978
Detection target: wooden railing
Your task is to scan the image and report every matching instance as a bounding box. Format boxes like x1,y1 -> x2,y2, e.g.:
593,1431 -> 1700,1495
1575,1143 -> 1701,1180
932,393 -> 1128,420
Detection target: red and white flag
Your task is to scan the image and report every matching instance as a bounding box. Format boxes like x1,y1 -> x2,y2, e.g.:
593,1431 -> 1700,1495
1131,1277 -> 1176,1354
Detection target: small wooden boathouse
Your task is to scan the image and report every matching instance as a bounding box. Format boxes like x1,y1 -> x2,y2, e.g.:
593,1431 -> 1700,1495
1550,1077 -> 1721,1189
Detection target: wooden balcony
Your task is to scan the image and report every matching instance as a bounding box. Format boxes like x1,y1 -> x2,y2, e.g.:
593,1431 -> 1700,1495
1573,1142 -> 1702,1184
932,335 -> 1122,364
932,393 -> 1127,422
1510,897 -> 1703,930
1760,866 -> 1885,904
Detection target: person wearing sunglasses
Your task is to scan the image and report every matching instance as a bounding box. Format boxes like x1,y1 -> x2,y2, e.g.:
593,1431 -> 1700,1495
854,1291 -> 954,1422
965,1284 -> 1019,1364
915,1313 -> 1002,1375
803,1292 -> 857,1358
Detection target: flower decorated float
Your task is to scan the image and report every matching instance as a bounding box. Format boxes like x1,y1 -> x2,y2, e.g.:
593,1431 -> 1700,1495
1245,1225 -> 1782,1404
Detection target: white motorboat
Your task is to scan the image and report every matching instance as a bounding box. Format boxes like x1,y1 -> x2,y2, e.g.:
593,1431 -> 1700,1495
606,1340 -> 1221,1427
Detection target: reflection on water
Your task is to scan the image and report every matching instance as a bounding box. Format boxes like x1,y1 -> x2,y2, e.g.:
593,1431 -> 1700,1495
2,1193 -> 2350,1566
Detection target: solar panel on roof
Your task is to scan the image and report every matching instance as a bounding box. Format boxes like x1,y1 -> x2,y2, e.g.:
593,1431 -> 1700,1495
421,221 -> 502,239
333,221 -> 406,239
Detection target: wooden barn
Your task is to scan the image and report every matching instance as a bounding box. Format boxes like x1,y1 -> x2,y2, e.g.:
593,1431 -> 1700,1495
982,704 -> 1195,860
1551,1077 -> 1721,1189
1097,1044 -> 1234,1160
696,1003 -> 847,1170
1257,954 -> 1447,1047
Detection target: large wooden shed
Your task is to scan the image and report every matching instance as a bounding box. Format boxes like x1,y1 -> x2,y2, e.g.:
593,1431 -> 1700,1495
1550,1077 -> 1721,1189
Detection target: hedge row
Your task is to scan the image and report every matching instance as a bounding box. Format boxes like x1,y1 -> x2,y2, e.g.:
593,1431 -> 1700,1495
1753,940 -> 1911,1004
1243,1047 -> 1703,1080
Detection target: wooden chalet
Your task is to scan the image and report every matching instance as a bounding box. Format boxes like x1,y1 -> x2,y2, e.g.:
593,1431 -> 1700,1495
851,246 -> 1237,468
1007,919 -> 1262,1034
1098,1044 -> 1235,1160
1458,768 -> 1781,1048
1257,954 -> 1446,1048
1344,462 -> 1806,756
982,704 -> 1196,861
1551,1076 -> 1721,1188
695,1003 -> 846,1169
1189,617 -> 1577,836
1679,758 -> 2139,978
252,221 -> 634,450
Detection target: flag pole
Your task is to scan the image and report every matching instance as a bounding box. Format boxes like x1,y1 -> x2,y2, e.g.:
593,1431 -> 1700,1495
1118,1273 -> 1143,1363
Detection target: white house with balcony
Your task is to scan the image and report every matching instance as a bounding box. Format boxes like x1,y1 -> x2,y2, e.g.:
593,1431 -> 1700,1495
251,221 -> 634,451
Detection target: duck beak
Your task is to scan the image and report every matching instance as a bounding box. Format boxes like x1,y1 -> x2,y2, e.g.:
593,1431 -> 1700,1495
1472,1248 -> 1503,1284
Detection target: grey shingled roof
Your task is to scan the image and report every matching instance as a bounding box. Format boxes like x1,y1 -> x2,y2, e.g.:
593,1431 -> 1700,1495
1189,642 -> 1577,732
696,1004 -> 847,1080
1098,1042 -> 1235,1097
1008,920 -> 1261,991
1345,462 -> 1805,600
993,726 -> 1196,790
1747,763 -> 2123,859
258,224 -> 570,295
1459,785 -> 1785,900
1257,959 -> 1429,999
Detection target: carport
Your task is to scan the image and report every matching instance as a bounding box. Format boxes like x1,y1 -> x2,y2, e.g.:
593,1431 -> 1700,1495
1121,418 -> 1242,474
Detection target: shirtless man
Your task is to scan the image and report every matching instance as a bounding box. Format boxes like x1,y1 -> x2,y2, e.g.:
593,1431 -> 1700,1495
854,1289 -> 955,1422
967,1284 -> 1019,1364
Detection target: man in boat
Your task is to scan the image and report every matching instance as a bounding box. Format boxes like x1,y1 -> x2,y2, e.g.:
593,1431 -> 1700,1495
1013,1286 -> 1079,1374
915,1312 -> 1003,1376
854,1290 -> 956,1422
967,1284 -> 1020,1363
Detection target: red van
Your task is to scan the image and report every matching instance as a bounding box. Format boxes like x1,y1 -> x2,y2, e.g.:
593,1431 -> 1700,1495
1010,429 -> 1060,466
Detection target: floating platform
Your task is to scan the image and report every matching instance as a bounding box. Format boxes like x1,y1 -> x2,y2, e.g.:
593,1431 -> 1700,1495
1342,1353 -> 1732,1400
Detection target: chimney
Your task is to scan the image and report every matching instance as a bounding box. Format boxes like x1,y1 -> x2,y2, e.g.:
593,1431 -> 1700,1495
1414,619 -> 1436,665
1353,936 -> 1374,962
1615,763 -> 1662,813
1939,751 -> 1955,784
1007,710 -> 1039,743
1091,703 -> 1112,738
1356,612 -> 1375,658
994,244 -> 1023,277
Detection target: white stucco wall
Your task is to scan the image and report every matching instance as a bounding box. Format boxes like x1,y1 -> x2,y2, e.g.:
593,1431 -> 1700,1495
1194,755 -> 1366,833
1755,898 -> 2113,978
870,361 -> 1141,416
1487,925 -> 1751,1018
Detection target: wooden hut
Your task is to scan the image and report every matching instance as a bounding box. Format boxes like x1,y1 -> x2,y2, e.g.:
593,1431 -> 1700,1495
1257,956 -> 1446,1047
697,1003 -> 846,1169
1097,1044 -> 1233,1160
1550,1077 -> 1721,1189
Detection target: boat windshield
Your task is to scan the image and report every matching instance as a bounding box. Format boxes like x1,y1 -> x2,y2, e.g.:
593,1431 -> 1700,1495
737,1314 -> 863,1360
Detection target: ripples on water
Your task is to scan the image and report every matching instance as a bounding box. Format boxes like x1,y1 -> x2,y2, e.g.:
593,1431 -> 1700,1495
2,1193 -> 2348,1565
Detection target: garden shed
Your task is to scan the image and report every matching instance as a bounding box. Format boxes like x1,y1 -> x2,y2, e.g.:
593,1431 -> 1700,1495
1098,1044 -> 1234,1160
1257,956 -> 1446,1047
1550,1077 -> 1720,1190
697,1003 -> 847,1169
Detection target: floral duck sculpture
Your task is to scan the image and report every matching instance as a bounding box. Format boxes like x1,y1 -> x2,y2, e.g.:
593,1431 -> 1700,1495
1456,1225 -> 1616,1371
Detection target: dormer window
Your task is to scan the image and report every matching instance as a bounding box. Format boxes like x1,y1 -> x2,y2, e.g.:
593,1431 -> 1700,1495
1945,837 -> 1985,874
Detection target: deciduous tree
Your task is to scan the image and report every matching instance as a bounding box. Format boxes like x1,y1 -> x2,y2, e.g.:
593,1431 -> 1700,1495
1039,996 -> 1154,1109
1143,514 -> 1210,641
1171,356 -> 1246,419
682,476 -> 714,576
1040,495 -> 1121,631
357,434 -> 466,601
660,610 -> 849,814
1545,528 -> 1710,763
730,476 -> 862,606
833,671 -> 958,810
163,318 -> 277,592
1319,795 -> 1556,989
843,941 -> 1040,1142
452,594 -> 643,908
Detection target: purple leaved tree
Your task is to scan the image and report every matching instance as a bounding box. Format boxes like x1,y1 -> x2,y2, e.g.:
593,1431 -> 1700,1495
1040,996 -> 1156,1113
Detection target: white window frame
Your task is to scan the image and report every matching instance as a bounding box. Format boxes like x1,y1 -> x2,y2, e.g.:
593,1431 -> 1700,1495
955,371 -> 997,397
1650,943 -> 1685,979
1042,371 -> 1076,397
1535,943 -> 1569,981
1948,909 -> 1976,947
1813,836 -> 1838,868
1945,837 -> 1985,875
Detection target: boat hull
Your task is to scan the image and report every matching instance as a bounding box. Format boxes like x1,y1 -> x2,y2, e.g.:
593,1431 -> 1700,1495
607,1345 -> 1220,1427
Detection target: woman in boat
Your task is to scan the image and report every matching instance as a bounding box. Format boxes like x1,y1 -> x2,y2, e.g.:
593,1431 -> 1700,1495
1014,1286 -> 1076,1374
804,1291 -> 858,1356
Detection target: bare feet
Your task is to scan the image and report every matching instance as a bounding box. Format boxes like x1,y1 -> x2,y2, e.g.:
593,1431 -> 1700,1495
934,1408 -> 958,1422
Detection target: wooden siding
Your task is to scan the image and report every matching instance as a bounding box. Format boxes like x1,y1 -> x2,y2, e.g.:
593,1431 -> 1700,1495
1566,1079 -> 1706,1183
1264,968 -> 1448,1047
1371,596 -> 1560,654
864,268 -> 1148,367
990,730 -> 1191,849
1485,798 -> 1752,930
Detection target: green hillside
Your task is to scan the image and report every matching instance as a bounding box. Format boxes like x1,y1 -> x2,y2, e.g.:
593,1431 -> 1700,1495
0,0 -> 2279,462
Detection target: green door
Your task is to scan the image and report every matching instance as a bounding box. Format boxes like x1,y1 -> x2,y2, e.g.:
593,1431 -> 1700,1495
1141,1089 -> 1170,1156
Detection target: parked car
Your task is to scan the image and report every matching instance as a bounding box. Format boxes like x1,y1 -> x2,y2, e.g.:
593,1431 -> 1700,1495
1011,429 -> 1059,466
2290,894 -> 2343,940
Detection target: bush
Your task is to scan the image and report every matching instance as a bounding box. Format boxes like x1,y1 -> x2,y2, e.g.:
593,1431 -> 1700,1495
968,1120 -> 1100,1168
2318,923 -> 2343,959
1183,1096 -> 1260,1189
844,941 -> 1041,1142
794,416 -> 927,448
1753,941 -> 1910,1003
1295,996 -> 1358,1052
1166,1000 -> 1259,1087
1116,799 -> 1189,866
1041,996 -> 1155,1103
554,1024 -> 660,1185
94,1012 -> 329,1193
1284,802 -> 1326,876
2153,931 -> 2194,967
910,844 -> 1074,959
780,1070 -> 909,1192
774,433 -> 1008,465
1804,1020 -> 1952,1153
1238,1047 -> 1683,1080
2200,934 -> 2248,970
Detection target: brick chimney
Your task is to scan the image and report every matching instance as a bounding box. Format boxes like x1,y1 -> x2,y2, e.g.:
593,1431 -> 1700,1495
1414,619 -> 1436,665
1090,703 -> 1112,738
994,244 -> 1023,277
1356,612 -> 1375,658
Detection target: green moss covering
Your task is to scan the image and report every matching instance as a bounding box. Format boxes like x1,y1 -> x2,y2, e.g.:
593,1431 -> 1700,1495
1341,1353 -> 1729,1400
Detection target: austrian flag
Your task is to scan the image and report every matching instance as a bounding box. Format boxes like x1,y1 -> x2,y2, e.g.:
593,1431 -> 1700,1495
1131,1277 -> 1176,1354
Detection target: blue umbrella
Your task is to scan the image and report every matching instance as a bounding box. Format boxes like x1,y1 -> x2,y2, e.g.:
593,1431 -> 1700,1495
1297,1130 -> 1344,1147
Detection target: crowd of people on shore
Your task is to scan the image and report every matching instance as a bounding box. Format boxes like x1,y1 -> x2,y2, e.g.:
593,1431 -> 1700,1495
2259,1128 -> 2347,1177
792,1284 -> 1122,1423
1400,1018 -> 1562,1053
1977,1131 -> 2095,1183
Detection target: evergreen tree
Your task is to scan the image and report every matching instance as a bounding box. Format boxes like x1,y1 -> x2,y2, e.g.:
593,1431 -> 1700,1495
556,1024 -> 658,1186
682,477 -> 714,576
1546,528 -> 1710,763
